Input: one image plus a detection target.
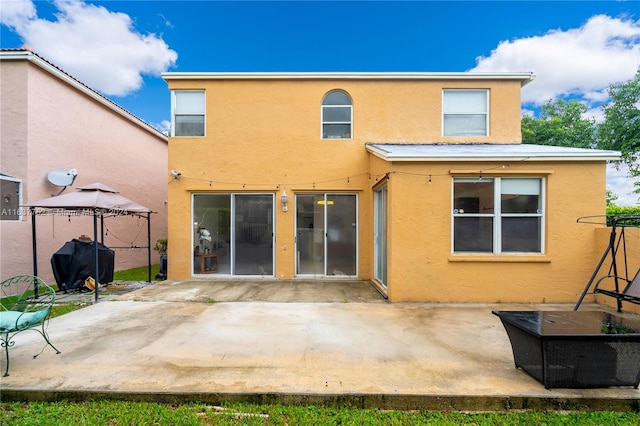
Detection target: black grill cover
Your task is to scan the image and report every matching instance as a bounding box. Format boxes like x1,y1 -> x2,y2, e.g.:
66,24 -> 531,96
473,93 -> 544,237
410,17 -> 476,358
51,239 -> 115,291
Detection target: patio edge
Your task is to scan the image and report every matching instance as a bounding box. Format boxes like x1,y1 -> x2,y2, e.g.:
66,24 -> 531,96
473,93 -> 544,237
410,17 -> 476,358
1,390 -> 639,412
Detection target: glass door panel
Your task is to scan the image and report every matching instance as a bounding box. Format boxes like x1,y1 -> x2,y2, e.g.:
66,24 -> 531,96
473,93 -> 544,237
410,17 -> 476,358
295,193 -> 357,276
326,194 -> 357,276
296,194 -> 325,275
233,194 -> 274,276
374,185 -> 387,287
193,194 -> 231,274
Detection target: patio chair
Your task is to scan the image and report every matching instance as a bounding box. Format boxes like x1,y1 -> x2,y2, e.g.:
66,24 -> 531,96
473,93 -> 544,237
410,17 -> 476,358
593,268 -> 640,312
0,275 -> 61,376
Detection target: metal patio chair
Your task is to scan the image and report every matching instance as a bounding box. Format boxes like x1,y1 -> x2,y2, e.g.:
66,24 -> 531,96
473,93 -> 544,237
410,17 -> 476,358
0,275 -> 61,376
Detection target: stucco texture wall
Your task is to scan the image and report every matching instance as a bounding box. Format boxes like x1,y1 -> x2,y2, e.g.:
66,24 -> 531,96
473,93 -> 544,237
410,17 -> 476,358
166,78 -> 525,280
165,76 -> 611,304
383,160 -> 608,303
0,58 -> 168,283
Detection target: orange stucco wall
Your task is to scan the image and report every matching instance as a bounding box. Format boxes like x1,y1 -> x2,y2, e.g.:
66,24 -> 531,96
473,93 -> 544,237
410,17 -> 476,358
381,159 -> 608,303
165,76 -> 611,304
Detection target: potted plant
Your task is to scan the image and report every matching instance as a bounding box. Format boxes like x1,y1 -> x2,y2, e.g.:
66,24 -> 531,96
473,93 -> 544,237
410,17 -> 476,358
154,238 -> 168,280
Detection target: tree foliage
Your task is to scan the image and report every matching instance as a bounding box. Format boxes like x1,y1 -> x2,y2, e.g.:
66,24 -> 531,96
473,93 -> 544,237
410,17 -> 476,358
522,69 -> 640,200
597,69 -> 640,176
522,99 -> 596,148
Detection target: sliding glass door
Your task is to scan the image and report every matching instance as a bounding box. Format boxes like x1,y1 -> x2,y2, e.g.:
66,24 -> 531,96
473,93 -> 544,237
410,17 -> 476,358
374,184 -> 388,287
233,194 -> 274,275
296,193 -> 357,276
193,194 -> 273,276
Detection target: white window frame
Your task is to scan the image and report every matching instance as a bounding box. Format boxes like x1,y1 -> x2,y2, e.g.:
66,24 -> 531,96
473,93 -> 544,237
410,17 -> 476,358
1,175 -> 23,222
171,90 -> 205,137
442,89 -> 489,137
451,177 -> 545,254
321,90 -> 353,139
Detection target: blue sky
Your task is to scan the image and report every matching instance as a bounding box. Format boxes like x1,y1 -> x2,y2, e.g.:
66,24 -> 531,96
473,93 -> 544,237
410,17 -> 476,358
1,0 -> 640,204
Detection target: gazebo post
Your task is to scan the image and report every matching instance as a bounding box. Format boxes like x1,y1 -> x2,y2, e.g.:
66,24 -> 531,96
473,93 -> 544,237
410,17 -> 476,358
147,212 -> 152,283
93,210 -> 99,303
100,214 -> 104,244
30,207 -> 38,277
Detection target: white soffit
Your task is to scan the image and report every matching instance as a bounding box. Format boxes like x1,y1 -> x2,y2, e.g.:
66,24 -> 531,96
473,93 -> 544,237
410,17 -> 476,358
365,143 -> 621,162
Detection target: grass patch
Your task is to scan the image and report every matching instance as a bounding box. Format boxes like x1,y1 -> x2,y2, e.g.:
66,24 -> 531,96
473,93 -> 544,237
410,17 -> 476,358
113,264 -> 161,282
0,294 -> 22,310
0,401 -> 638,425
49,301 -> 91,318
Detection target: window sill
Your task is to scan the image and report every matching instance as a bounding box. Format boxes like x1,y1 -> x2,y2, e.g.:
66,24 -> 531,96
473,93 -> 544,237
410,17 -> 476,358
449,254 -> 550,263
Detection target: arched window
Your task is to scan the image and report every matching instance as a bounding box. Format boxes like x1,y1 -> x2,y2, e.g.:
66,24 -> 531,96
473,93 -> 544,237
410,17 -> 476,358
321,90 -> 352,139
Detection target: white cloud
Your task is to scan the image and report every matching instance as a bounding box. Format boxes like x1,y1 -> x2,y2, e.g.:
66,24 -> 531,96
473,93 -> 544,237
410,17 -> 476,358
0,0 -> 177,96
0,0 -> 36,30
154,119 -> 171,136
473,14 -> 640,206
471,15 -> 640,108
607,163 -> 639,206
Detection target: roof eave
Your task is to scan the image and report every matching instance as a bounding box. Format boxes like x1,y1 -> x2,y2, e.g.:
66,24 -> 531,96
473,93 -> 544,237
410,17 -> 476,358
372,155 -> 621,162
365,145 -> 621,162
162,71 -> 536,86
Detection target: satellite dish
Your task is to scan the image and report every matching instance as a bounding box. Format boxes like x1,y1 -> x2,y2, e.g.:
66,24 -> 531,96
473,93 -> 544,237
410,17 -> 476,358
47,168 -> 78,196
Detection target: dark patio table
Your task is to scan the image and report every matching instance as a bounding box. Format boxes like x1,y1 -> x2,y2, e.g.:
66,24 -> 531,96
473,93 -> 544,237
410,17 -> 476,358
492,310 -> 640,389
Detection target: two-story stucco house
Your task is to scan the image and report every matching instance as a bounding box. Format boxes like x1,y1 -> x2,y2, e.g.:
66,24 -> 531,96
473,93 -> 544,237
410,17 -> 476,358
0,48 -> 168,283
161,71 -> 621,303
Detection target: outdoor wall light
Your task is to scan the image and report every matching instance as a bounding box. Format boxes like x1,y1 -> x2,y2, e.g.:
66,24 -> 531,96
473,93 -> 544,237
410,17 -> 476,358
281,190 -> 289,212
170,170 -> 182,180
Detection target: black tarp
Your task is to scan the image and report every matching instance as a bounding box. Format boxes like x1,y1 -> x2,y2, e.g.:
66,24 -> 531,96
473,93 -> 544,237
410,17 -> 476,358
51,239 -> 114,291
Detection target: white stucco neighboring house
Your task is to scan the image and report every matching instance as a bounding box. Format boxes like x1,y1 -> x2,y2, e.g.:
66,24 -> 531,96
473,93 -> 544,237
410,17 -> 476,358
0,48 -> 168,283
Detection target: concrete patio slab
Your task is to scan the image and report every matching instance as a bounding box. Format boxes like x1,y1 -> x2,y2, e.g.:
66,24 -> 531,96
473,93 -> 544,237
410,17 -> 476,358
1,280 -> 639,411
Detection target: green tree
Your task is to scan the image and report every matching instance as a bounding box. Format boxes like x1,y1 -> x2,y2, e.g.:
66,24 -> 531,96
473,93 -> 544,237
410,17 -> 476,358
522,98 -> 596,148
522,70 -> 640,200
597,70 -> 640,181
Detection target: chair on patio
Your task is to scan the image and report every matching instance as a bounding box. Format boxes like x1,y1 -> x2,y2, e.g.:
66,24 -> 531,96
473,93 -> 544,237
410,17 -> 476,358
593,268 -> 640,311
0,275 -> 61,376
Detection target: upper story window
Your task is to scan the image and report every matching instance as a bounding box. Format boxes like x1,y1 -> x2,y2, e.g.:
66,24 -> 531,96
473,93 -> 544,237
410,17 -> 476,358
443,89 -> 489,137
1,175 -> 21,221
171,90 -> 205,137
322,90 -> 352,139
452,177 -> 544,254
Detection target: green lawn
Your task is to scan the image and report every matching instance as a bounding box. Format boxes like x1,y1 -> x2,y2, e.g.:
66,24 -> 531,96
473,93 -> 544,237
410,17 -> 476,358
113,264 -> 161,281
1,401 -> 638,425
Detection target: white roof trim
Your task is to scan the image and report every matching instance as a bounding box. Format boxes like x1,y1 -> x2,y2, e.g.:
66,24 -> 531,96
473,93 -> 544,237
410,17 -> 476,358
0,49 -> 167,141
162,71 -> 536,87
366,143 -> 621,162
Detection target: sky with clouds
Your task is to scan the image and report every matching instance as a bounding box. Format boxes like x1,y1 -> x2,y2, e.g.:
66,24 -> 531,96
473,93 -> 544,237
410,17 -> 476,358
1,0 -> 639,204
